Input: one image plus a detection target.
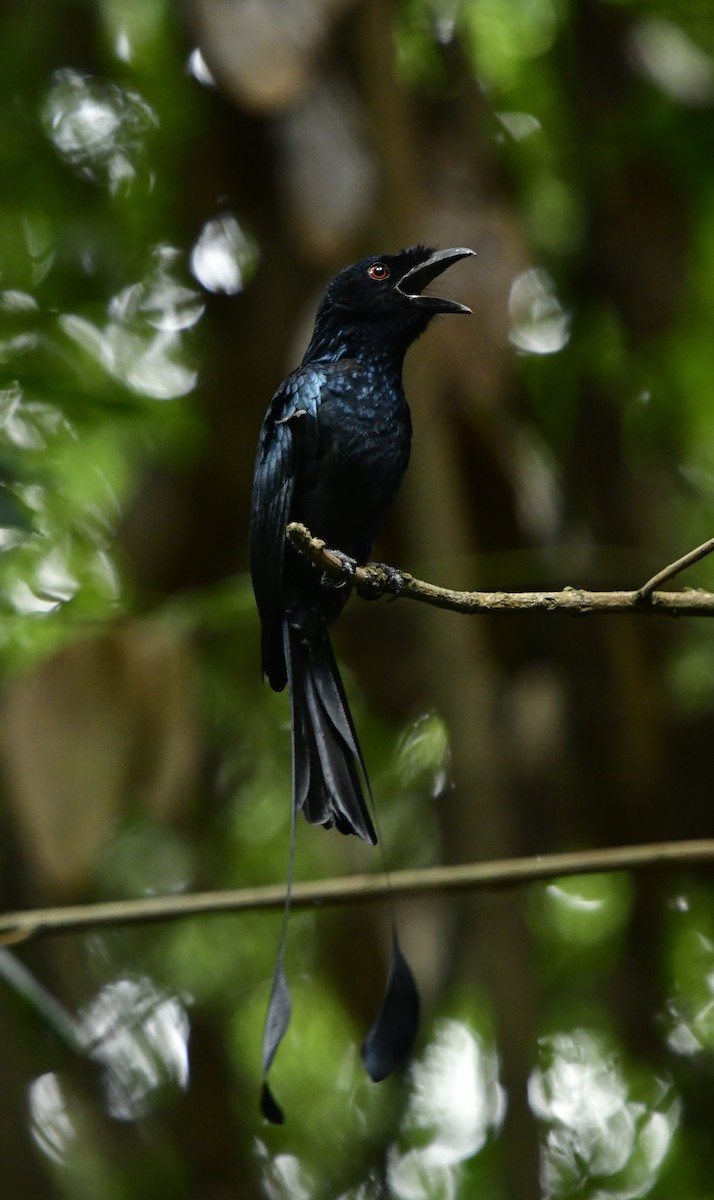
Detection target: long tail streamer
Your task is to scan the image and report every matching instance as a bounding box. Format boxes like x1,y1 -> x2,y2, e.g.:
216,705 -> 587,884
260,624 -> 420,1121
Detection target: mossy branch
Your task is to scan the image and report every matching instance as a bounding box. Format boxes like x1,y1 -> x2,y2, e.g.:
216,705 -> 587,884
286,524 -> 714,616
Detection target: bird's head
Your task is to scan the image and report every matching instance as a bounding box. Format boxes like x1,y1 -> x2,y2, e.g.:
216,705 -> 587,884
305,245 -> 475,362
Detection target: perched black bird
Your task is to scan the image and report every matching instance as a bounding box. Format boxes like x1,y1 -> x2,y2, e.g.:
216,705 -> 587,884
250,245 -> 474,844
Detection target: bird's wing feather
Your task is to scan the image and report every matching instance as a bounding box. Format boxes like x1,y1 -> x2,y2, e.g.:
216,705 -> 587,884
249,366 -> 324,622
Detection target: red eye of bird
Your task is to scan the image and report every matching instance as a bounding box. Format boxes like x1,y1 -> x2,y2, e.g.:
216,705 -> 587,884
367,262 -> 389,281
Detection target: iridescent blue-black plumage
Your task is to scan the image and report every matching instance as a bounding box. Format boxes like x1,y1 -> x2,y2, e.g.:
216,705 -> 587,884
250,245 -> 474,843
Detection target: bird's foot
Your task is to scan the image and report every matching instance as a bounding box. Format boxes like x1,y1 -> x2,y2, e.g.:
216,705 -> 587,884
357,562 -> 405,601
321,549 -> 357,590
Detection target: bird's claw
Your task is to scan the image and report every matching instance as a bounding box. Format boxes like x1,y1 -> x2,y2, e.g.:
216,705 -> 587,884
357,563 -> 405,601
376,563 -> 404,595
321,550 -> 357,590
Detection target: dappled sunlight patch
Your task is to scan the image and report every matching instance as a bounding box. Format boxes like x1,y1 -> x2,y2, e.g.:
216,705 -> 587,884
394,711 -> 451,798
34,541 -> 81,603
530,1028 -> 680,1198
532,873 -> 634,950
406,1018 -> 505,1159
0,291 -> 41,360
28,1072 -> 76,1166
110,248 -> 204,334
628,17 -> 714,106
257,1148 -> 315,1200
1,449 -> 124,629
664,888 -> 714,1057
59,244 -> 202,400
0,290 -> 39,314
22,214 -> 55,286
0,391 -> 70,452
63,317 -> 198,399
509,268 -> 571,356
190,213 -> 259,295
186,46 -> 217,89
41,68 -> 157,195
496,110 -> 542,142
7,578 -> 62,616
387,1150 -> 458,1200
78,975 -> 190,1121
386,1018 -> 504,1198
28,977 -> 192,1164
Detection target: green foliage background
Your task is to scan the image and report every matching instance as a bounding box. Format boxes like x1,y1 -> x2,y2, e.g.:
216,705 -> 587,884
1,1 -> 714,1196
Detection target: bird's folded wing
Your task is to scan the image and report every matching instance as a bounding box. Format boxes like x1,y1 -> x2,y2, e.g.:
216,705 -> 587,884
249,367 -> 324,621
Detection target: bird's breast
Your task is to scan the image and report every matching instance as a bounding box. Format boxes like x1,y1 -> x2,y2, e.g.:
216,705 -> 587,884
324,389 -> 410,489
296,383 -> 412,562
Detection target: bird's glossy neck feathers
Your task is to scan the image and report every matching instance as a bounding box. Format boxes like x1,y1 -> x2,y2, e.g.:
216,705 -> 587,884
302,311 -> 431,371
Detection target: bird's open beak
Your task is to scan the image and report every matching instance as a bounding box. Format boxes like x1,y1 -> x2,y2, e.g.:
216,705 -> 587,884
396,247 -> 476,314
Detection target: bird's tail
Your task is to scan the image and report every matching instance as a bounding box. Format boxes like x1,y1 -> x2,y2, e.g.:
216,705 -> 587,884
283,614 -> 377,845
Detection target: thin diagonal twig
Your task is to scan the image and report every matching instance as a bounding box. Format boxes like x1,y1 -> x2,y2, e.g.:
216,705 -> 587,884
637,536 -> 714,600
